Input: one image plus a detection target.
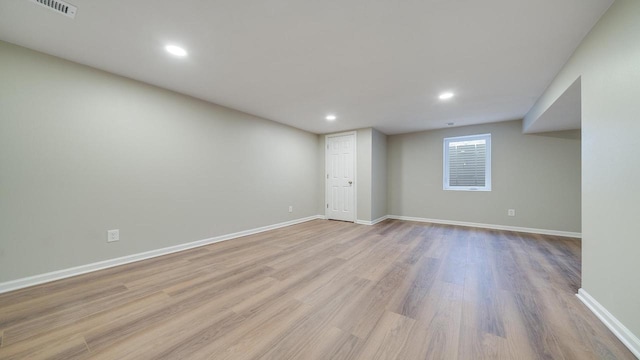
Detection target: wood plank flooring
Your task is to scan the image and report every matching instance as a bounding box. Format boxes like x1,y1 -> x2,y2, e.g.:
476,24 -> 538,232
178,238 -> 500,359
0,219 -> 635,359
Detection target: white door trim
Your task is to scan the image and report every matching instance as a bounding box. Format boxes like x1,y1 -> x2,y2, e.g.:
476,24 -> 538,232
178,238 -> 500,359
325,131 -> 357,222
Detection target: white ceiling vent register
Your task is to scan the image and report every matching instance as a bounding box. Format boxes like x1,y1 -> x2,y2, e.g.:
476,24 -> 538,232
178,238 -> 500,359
29,0 -> 77,18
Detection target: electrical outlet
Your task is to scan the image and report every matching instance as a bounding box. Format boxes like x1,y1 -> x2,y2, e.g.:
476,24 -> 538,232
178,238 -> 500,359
288,206 -> 293,213
107,229 -> 120,242
508,209 -> 516,217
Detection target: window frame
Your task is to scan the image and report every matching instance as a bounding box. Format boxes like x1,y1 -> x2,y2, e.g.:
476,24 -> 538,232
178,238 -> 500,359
443,133 -> 492,191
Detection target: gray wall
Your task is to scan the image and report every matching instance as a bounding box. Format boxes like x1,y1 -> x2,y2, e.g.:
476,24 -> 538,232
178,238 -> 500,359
371,129 -> 387,221
0,41 -> 320,283
387,120 -> 581,232
356,128 -> 372,222
316,134 -> 326,215
525,0 -> 640,340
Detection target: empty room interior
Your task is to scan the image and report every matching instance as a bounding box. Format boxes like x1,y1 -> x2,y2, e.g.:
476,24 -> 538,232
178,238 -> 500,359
0,0 -> 639,359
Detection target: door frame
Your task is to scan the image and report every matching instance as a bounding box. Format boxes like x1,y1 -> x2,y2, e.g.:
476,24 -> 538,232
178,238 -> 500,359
325,131 -> 357,222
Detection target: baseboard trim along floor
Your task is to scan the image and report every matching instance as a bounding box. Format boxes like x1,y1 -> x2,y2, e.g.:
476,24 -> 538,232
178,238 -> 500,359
387,215 -> 581,238
0,215 -> 324,294
577,288 -> 640,359
2,214 -> 582,294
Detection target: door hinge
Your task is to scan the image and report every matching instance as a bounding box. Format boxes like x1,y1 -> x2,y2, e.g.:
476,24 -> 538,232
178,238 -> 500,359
326,174 -> 329,179
327,145 -> 329,149
327,203 -> 329,208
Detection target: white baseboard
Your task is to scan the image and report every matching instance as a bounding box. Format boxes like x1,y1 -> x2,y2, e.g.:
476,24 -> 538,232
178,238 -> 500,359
577,288 -> 640,358
0,215 -> 324,294
0,214 -> 581,294
386,215 -> 581,238
356,215 -> 389,226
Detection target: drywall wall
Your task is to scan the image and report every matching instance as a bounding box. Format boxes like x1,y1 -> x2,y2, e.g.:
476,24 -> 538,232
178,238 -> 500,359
356,128 -> 372,222
0,41 -> 320,283
525,0 -> 640,343
317,134 -> 326,215
387,120 -> 581,232
371,129 -> 387,221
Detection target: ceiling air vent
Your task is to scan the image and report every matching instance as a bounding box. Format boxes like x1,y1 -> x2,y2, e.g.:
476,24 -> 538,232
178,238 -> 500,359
29,0 -> 77,18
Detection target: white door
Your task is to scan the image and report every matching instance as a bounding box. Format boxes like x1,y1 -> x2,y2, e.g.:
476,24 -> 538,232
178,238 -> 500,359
326,133 -> 355,222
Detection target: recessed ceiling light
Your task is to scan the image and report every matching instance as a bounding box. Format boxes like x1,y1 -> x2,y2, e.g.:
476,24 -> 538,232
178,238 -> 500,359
165,45 -> 188,57
325,114 -> 337,121
439,92 -> 454,100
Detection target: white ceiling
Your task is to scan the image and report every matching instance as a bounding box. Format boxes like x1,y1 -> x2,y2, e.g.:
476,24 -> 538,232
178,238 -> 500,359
0,0 -> 611,135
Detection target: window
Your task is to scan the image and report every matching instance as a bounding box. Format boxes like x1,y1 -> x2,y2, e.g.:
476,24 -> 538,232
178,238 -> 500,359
443,133 -> 491,191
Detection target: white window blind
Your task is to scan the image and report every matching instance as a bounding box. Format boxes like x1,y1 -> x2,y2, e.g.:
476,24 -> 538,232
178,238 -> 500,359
443,134 -> 491,191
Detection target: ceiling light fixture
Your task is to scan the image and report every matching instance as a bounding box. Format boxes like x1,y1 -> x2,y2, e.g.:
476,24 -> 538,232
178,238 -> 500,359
447,122 -> 455,126
325,114 -> 337,121
165,45 -> 188,57
439,92 -> 454,100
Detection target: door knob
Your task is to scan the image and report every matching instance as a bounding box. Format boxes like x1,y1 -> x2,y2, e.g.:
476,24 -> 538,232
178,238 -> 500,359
348,181 -> 353,185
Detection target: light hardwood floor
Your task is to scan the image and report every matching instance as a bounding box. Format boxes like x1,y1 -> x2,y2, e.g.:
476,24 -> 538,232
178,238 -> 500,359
0,219 -> 635,359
